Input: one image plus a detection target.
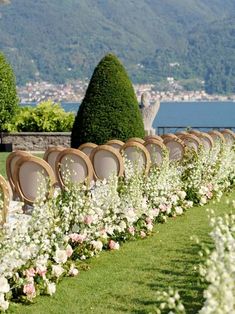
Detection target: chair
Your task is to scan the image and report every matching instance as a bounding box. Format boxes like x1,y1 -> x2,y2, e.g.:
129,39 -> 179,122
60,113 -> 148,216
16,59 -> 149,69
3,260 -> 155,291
162,133 -> 178,142
90,145 -> 124,180
175,131 -> 188,138
121,141 -> 151,175
188,130 -> 201,136
43,146 -> 65,175
164,138 -> 185,161
126,137 -> 145,144
144,139 -> 166,165
197,132 -> 213,151
6,150 -> 32,200
106,139 -> 125,150
13,155 -> 56,208
0,175 -> 10,225
220,129 -> 235,145
208,130 -> 225,144
56,148 -> 94,188
78,143 -> 98,157
180,134 -> 201,152
144,134 -> 163,142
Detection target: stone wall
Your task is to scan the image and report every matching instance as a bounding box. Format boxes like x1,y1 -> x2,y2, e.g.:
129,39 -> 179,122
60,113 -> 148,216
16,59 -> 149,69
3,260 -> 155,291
1,132 -> 71,151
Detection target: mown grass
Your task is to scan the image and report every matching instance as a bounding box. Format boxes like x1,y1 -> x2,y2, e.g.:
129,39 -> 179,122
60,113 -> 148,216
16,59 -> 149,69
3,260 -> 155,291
7,190 -> 235,314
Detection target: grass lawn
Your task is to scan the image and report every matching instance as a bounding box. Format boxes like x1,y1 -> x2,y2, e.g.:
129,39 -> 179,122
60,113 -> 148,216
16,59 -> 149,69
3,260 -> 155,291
8,190 -> 235,314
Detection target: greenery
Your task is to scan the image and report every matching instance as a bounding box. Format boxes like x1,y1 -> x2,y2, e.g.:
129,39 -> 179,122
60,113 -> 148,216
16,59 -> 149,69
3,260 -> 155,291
0,53 -> 19,133
7,101 -> 75,132
71,53 -> 144,147
0,1 -> 235,93
5,190 -> 235,313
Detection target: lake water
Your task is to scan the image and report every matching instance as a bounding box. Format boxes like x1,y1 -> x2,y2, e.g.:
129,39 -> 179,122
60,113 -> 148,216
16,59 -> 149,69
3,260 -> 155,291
21,101 -> 235,133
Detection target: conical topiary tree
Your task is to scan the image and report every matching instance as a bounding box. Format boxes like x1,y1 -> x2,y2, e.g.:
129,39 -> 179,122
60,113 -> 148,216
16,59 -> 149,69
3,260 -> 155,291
71,53 -> 145,147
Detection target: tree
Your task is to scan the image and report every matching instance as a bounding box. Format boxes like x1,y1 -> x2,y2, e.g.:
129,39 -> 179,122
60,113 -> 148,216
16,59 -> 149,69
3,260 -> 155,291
71,53 -> 144,147
0,53 -> 19,138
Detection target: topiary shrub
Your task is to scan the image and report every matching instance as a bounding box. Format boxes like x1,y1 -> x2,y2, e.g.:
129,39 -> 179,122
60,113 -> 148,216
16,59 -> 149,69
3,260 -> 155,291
71,53 -> 144,147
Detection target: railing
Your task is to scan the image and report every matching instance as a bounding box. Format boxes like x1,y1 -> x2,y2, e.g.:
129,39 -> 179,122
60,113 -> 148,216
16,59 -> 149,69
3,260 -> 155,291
156,126 -> 235,135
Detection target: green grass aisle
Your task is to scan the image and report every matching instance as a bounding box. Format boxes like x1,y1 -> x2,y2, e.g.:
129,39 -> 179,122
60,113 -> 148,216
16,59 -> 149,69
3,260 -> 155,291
8,190 -> 235,314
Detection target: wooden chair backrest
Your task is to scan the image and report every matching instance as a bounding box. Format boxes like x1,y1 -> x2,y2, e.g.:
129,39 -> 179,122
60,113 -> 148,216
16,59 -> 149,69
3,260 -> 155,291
78,143 -> 98,157
126,137 -> 145,144
0,174 -> 10,225
144,139 -> 166,165
106,139 -> 125,150
164,138 -> 185,161
43,146 -> 65,174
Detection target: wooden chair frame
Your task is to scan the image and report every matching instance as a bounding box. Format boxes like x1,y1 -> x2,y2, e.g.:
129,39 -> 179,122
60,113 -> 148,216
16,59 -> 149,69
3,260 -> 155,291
90,144 -> 124,180
144,138 -> 166,165
208,130 -> 225,143
220,129 -> 235,141
0,175 -> 10,224
164,137 -> 186,161
121,141 -> 151,175
13,155 -> 56,206
43,146 -> 65,163
56,148 -> 94,188
126,137 -> 145,144
161,133 -> 178,142
6,150 -> 32,200
180,134 -> 202,150
78,143 -> 98,156
106,139 -> 125,149
144,134 -> 163,142
198,132 -> 214,149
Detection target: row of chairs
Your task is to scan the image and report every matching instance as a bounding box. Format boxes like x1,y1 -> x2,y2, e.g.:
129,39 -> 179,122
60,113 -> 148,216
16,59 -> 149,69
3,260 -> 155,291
1,129 -> 234,222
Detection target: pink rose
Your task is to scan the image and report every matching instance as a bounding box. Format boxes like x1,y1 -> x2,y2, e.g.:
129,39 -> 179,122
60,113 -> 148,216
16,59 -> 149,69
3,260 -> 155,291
23,282 -> 36,299
69,265 -> 79,277
69,233 -> 86,243
84,215 -> 93,225
128,226 -> 135,236
109,240 -> 120,250
159,204 -> 167,212
140,231 -> 146,238
36,266 -> 47,277
24,268 -> 35,278
146,217 -> 152,224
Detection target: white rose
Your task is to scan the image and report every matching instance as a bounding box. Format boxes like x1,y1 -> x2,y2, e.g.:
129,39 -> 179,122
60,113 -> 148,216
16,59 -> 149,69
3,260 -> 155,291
0,293 -> 9,311
178,191 -> 186,200
46,282 -> 56,296
91,240 -> 103,251
175,206 -> 183,215
0,277 -> 10,293
54,249 -> 67,264
52,265 -> 64,278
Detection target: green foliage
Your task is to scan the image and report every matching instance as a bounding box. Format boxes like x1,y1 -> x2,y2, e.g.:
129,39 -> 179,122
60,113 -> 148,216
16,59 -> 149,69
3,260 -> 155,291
71,53 -> 145,147
0,52 -> 19,131
10,101 -> 74,132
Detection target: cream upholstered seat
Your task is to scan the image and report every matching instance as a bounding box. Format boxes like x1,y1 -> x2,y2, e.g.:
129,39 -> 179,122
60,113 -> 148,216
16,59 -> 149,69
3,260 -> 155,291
208,130 -> 225,144
126,137 -> 145,144
180,134 -> 201,152
78,143 -> 98,157
144,139 -> 166,165
90,145 -> 124,180
220,129 -> 235,145
106,139 -> 125,150
121,141 -> 151,175
56,148 -> 94,188
43,146 -> 65,175
13,155 -> 56,208
0,175 -> 10,225
6,150 -> 32,200
144,134 -> 163,142
164,138 -> 185,161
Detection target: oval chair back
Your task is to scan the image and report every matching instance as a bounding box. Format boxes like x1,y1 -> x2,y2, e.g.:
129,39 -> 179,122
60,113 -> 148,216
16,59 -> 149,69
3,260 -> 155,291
208,130 -> 225,144
0,175 -> 10,225
106,139 -> 125,150
78,143 -> 98,157
162,134 -> 178,143
175,131 -> 188,138
144,134 -> 163,142
43,146 -> 65,175
13,155 -> 56,208
56,148 -> 94,188
197,132 -> 213,151
90,145 -> 124,180
6,150 -> 32,200
126,137 -> 145,144
164,138 -> 185,161
220,129 -> 235,145
144,139 -> 166,166
188,130 -> 201,136
121,141 -> 151,175
180,134 -> 201,152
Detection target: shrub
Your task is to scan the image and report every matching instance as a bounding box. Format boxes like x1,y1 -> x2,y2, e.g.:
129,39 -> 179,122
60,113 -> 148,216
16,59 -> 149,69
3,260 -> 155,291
71,53 -> 144,147
0,52 -> 19,132
11,101 -> 74,132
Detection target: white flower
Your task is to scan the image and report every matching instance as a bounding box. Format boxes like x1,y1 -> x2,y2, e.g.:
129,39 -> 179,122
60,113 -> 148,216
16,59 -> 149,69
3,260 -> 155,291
0,293 -> 9,311
52,265 -> 64,278
91,240 -> 103,252
54,249 -> 68,264
46,282 -> 56,296
0,277 -> 10,294
178,191 -> 186,200
175,206 -> 183,215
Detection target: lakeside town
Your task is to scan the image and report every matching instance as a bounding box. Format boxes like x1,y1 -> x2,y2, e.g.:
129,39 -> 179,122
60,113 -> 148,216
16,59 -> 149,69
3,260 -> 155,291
17,79 -> 235,104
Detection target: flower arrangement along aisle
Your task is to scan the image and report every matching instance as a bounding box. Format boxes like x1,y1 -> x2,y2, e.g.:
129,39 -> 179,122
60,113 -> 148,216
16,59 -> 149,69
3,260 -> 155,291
0,141 -> 234,311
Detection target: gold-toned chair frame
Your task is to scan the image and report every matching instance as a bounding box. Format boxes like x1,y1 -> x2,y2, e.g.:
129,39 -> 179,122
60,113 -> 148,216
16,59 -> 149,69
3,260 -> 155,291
180,133 -> 202,149
0,174 -> 10,225
198,132 -> 214,148
106,139 -> 125,149
126,137 -> 145,144
144,134 -> 163,142
90,144 -> 124,180
208,130 -> 225,143
56,148 -> 94,188
188,129 -> 201,135
175,131 -> 188,138
144,138 -> 166,165
13,155 -> 56,206
163,137 -> 186,161
161,133 -> 178,142
78,143 -> 98,156
6,150 -> 32,199
43,146 -> 65,163
220,129 -> 235,141
121,141 -> 151,175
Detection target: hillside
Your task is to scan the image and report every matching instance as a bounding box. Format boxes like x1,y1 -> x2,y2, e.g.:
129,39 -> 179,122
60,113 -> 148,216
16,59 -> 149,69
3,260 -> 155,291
0,0 -> 235,93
